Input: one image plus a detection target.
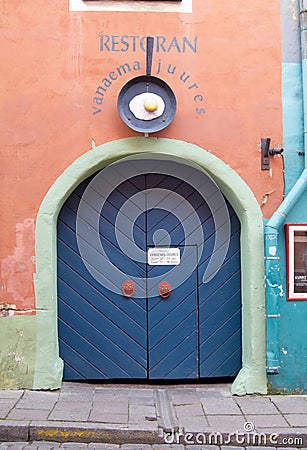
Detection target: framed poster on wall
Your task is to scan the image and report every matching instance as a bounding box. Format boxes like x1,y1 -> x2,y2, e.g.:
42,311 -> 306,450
286,224 -> 307,300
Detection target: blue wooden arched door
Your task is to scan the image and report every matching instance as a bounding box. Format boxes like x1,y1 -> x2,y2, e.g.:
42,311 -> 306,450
57,156 -> 241,380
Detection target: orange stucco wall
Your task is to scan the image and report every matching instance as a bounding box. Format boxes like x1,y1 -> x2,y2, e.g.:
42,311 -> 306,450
0,0 -> 283,311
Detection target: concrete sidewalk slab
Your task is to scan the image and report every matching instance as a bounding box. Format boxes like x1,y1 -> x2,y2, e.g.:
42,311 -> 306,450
1,383 -> 307,446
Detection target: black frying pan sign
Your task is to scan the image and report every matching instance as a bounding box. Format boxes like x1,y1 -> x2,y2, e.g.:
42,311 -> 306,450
92,36 -> 206,127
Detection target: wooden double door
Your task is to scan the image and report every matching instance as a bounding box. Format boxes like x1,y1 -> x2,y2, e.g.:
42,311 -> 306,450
57,158 -> 242,380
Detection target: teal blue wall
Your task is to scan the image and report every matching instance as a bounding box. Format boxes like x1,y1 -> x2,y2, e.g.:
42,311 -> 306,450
268,194 -> 307,393
267,0 -> 307,392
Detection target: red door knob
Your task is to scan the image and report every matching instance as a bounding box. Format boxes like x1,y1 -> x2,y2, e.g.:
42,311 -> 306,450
158,281 -> 171,299
122,280 -> 135,298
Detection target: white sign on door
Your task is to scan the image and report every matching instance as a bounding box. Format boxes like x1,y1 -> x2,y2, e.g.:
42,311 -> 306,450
148,248 -> 181,266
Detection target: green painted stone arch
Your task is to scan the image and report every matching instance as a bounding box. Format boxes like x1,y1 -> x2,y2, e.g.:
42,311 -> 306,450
34,137 -> 267,394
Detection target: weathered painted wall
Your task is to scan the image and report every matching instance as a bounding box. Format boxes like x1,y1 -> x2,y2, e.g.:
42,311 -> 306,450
0,316 -> 36,388
265,0 -> 307,393
0,0 -> 283,388
268,193 -> 307,393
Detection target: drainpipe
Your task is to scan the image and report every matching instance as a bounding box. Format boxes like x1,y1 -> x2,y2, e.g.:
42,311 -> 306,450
265,0 -> 307,374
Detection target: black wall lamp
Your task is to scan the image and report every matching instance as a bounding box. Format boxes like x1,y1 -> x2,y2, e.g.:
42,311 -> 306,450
261,137 -> 284,170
